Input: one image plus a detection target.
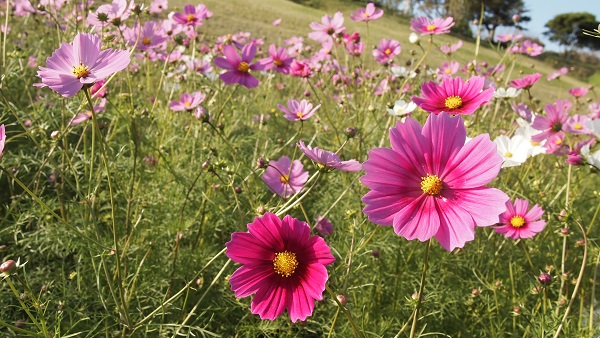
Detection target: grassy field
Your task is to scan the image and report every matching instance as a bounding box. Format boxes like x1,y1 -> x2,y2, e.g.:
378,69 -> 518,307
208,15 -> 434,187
0,0 -> 599,337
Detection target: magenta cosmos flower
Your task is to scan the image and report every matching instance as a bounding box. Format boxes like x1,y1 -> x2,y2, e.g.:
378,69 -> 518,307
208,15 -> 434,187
0,124 -> 5,158
169,91 -> 206,111
261,44 -> 293,74
412,76 -> 494,115
172,4 -> 212,27
214,44 -> 267,89
361,113 -> 509,251
531,101 -> 569,144
277,99 -> 320,121
372,39 -> 401,65
568,87 -> 588,98
509,73 -> 541,90
308,12 -> 345,44
410,16 -> 454,35
262,156 -> 309,198
226,213 -> 335,322
494,198 -> 546,239
350,3 -> 383,22
298,140 -> 361,172
35,33 -> 130,98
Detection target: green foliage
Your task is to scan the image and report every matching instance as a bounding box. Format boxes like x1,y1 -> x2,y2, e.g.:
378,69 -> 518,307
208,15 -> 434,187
544,12 -> 600,51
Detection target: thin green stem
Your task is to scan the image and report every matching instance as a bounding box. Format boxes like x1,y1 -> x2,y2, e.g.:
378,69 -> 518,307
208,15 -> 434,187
410,239 -> 432,338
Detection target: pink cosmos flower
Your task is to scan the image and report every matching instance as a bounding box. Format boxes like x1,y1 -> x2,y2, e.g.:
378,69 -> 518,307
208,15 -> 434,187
520,40 -> 543,56
372,39 -> 401,65
437,61 -> 459,79
86,0 -> 132,27
412,76 -> 494,115
262,156 -> 309,198
350,3 -> 383,22
345,41 -> 365,56
494,198 -> 546,239
511,102 -> 533,123
71,98 -> 107,125
410,16 -> 454,35
568,87 -> 588,98
35,33 -> 130,98
213,44 -> 268,89
277,99 -> 320,121
564,114 -> 591,135
440,40 -> 462,54
149,0 -> 167,13
90,79 -> 107,98
289,59 -> 312,78
496,33 -> 522,42
547,67 -> 568,81
172,4 -> 212,27
169,91 -> 206,111
509,73 -> 541,90
0,124 -> 5,158
124,21 -> 167,51
361,113 -> 508,251
272,18 -> 282,26
531,101 -> 569,147
261,44 -> 293,74
308,12 -> 345,44
314,215 -> 334,236
298,140 -> 362,172
226,213 -> 335,322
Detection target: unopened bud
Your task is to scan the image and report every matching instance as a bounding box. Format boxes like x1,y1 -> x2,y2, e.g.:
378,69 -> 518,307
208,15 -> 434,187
0,260 -> 17,274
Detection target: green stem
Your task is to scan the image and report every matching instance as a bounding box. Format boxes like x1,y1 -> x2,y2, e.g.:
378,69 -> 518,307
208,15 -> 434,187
410,239 -> 432,338
325,285 -> 364,338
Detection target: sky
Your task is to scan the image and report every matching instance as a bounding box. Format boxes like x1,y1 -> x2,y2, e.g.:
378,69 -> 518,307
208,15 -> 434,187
509,0 -> 600,51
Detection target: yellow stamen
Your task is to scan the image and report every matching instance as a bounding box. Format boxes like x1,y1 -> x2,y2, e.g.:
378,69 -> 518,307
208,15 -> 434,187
296,112 -> 304,119
72,64 -> 90,79
574,123 -> 582,130
142,37 -> 151,45
280,174 -> 290,184
273,251 -> 298,277
531,140 -> 540,147
510,216 -> 525,228
184,101 -> 192,107
444,95 -> 463,110
238,61 -> 250,72
274,59 -> 283,67
420,174 -> 443,196
384,48 -> 392,55
426,24 -> 436,31
186,14 -> 195,22
526,47 -> 533,53
505,152 -> 513,158
444,68 -> 452,74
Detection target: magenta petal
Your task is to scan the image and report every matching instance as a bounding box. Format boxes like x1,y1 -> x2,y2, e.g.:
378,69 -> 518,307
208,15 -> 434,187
250,279 -> 288,320
434,199 -> 476,251
222,45 -> 242,65
362,190 -> 415,226
445,187 -> 509,227
226,232 -> 274,265
442,134 -> 502,188
393,195 -> 440,241
289,285 -> 314,323
422,113 -> 466,173
229,265 -> 274,298
246,213 -> 285,251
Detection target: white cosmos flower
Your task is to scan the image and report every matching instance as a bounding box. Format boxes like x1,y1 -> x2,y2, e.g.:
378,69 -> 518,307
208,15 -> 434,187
494,87 -> 522,99
586,118 -> 600,140
581,144 -> 600,170
494,134 -> 532,168
390,65 -> 417,79
515,117 -> 546,156
409,32 -> 420,44
387,99 -> 417,117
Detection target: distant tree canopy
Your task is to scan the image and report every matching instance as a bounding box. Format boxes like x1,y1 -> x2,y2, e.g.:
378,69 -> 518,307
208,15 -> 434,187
544,12 -> 600,52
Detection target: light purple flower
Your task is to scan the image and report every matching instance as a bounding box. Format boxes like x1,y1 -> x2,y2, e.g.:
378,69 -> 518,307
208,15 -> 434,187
440,40 -> 462,54
261,44 -> 293,74
169,91 -> 206,111
564,114 -> 591,135
172,4 -> 212,27
262,156 -> 309,199
372,39 -> 401,65
213,44 -> 267,88
315,215 -> 334,236
149,0 -> 167,14
547,67 -> 568,81
350,3 -> 383,22
124,21 -> 167,51
298,140 -> 362,172
72,98 -> 107,125
308,12 -> 345,44
277,99 -> 320,121
86,0 -> 133,27
35,33 -> 130,98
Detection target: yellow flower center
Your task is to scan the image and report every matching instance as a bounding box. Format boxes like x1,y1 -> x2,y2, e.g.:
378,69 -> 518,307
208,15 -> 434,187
295,112 -> 304,119
384,48 -> 392,55
526,47 -> 533,53
142,37 -> 151,45
574,123 -> 582,130
184,101 -> 192,107
238,61 -> 250,72
510,216 -> 525,228
505,151 -> 513,158
186,14 -> 195,22
554,138 -> 562,145
273,251 -> 298,277
274,59 -> 283,67
420,174 -> 443,196
426,24 -> 436,31
444,95 -> 463,110
531,140 -> 540,146
280,174 -> 290,184
72,64 -> 90,79
445,68 -> 452,74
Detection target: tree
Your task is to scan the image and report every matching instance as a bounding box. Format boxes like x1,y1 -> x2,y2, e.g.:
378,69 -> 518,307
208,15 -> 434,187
544,12 -> 600,53
470,0 -> 531,42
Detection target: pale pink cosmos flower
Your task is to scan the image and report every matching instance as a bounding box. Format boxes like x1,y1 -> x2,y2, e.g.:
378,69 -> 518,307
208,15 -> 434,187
272,18 -> 282,26
509,73 -> 541,90
0,124 -> 5,158
531,101 -> 569,148
437,60 -> 459,79
71,98 -> 107,125
124,21 -> 167,51
372,39 -> 401,65
149,0 -> 167,13
172,4 -> 212,27
35,33 -> 130,98
410,16 -> 454,35
520,40 -> 543,56
262,156 -> 309,199
589,101 -> 600,118
261,44 -> 293,74
186,58 -> 213,75
547,67 -> 568,81
568,87 -> 588,98
225,213 -> 335,322
350,3 -> 383,22
494,198 -> 546,239
361,113 -> 508,251
213,44 -> 268,89
298,140 -> 362,172
412,76 -> 494,115
440,40 -> 462,54
308,12 -> 345,44
564,114 -> 591,135
277,99 -> 320,121
86,0 -> 133,27
496,33 -> 522,43
169,91 -> 206,111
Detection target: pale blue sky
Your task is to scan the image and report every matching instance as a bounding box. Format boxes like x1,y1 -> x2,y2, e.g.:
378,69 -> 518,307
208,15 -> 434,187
512,0 -> 600,51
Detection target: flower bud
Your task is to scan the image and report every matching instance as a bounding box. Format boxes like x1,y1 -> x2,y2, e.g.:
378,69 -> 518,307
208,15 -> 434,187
538,272 -> 552,285
256,157 -> 267,169
0,259 -> 16,274
336,294 -> 347,305
345,127 -> 357,138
